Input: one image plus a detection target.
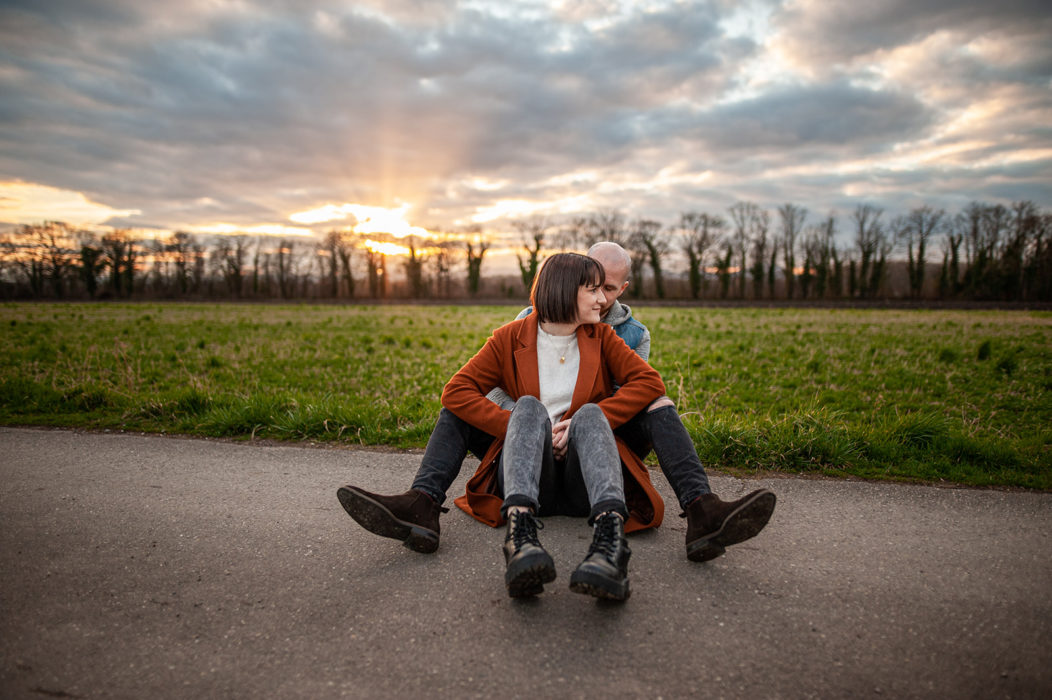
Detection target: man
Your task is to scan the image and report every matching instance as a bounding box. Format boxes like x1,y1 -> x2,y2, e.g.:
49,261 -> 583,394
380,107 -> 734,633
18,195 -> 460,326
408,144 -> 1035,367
337,242 -> 776,562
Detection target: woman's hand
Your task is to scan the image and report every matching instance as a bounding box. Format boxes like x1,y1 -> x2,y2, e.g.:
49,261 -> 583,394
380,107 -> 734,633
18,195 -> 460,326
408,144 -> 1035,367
552,418 -> 572,460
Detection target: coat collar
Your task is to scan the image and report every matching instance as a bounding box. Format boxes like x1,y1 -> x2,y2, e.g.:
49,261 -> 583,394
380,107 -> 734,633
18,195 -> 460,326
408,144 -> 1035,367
514,314 -> 600,415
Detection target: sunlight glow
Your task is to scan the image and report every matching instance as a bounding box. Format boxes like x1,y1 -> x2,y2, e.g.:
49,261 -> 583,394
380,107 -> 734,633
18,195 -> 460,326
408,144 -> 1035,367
190,223 -> 315,237
363,239 -> 413,257
289,202 -> 432,239
0,181 -> 140,225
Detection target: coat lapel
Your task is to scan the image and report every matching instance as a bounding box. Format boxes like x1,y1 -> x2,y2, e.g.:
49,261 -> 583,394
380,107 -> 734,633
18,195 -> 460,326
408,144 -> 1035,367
569,324 -> 600,413
513,314 -> 540,399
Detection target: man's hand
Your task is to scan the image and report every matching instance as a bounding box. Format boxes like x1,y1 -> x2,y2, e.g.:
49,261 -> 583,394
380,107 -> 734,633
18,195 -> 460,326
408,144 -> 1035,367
552,418 -> 571,460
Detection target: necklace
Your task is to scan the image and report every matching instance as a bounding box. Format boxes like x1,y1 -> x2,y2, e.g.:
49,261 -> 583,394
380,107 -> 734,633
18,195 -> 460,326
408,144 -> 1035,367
545,331 -> 576,364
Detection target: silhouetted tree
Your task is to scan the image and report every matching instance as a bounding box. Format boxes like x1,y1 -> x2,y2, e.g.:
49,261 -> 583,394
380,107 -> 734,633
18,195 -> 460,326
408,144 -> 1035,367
679,211 -> 723,299
514,216 -> 548,291
464,228 -> 488,297
747,207 -> 771,299
900,206 -> 944,299
581,209 -> 629,247
729,201 -> 758,299
716,243 -> 733,299
778,203 -> 807,299
404,236 -> 427,298
78,233 -> 105,299
101,229 -> 136,298
631,218 -> 668,299
430,239 -> 460,297
851,204 -> 884,298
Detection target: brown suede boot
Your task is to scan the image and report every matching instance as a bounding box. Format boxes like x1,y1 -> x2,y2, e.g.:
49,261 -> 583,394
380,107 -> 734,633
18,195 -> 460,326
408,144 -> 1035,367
683,489 -> 776,562
336,486 -> 448,553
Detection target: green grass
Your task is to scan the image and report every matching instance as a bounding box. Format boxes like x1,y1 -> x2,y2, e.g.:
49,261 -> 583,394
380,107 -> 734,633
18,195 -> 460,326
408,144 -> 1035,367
2,302 -> 1050,489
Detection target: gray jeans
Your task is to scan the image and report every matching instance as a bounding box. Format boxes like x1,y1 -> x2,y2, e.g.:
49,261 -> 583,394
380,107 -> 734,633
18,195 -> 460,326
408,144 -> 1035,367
498,396 -> 628,523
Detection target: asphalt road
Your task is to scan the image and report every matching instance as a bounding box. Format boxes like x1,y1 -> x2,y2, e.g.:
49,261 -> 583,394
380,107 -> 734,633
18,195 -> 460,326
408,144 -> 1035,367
1,427 -> 1049,699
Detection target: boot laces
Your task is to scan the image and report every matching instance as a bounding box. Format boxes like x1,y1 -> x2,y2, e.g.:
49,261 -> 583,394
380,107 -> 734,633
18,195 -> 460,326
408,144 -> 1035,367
511,511 -> 543,547
588,514 -> 620,559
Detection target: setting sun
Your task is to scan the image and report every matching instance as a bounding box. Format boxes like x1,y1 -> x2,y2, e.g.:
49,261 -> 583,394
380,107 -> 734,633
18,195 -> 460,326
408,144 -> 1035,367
290,202 -> 432,239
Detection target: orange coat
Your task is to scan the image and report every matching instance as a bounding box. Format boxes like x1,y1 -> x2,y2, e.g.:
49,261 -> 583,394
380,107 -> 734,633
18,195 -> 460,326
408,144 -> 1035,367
445,313 -> 667,533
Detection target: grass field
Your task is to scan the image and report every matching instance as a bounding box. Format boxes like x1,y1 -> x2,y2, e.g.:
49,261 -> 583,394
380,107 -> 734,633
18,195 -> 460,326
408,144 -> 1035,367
2,302 -> 1049,489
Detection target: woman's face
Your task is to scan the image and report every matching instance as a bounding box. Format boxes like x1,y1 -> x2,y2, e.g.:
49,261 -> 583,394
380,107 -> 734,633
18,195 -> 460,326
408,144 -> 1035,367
575,282 -> 606,326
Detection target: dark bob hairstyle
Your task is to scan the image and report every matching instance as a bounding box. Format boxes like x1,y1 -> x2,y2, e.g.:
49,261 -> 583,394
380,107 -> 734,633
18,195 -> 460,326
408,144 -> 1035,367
530,253 -> 605,324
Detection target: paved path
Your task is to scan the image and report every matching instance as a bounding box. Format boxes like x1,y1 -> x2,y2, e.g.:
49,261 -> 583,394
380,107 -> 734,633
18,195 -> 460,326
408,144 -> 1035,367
1,427 -> 1049,699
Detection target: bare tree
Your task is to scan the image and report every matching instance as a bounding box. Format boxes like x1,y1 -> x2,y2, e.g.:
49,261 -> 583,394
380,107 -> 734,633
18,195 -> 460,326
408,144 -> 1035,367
430,238 -> 461,297
78,231 -> 105,299
715,242 -> 733,299
1009,201 -> 1043,300
816,213 -> 838,299
404,235 -> 428,298
215,235 -> 248,298
319,230 -> 342,298
851,204 -> 884,299
165,232 -> 196,296
276,239 -> 299,299
514,216 -> 549,291
778,203 -> 807,299
555,216 -> 587,252
364,243 -> 387,299
12,221 -> 78,298
465,229 -> 489,297
679,211 -> 724,299
101,229 -> 137,298
631,218 -> 669,299
728,201 -> 757,299
747,207 -> 770,299
898,206 -> 945,299
581,209 -> 629,247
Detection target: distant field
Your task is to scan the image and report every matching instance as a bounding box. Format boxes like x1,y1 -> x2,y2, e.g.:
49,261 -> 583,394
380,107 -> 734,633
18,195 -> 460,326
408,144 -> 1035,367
2,302 -> 1049,489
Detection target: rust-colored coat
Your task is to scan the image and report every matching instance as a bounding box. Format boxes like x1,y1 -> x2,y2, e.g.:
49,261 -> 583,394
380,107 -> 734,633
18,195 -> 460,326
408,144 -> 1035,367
445,313 -> 667,533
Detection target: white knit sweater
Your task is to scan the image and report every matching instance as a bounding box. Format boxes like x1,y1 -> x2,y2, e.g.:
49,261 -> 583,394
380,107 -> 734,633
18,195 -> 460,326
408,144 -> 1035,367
536,326 -> 579,424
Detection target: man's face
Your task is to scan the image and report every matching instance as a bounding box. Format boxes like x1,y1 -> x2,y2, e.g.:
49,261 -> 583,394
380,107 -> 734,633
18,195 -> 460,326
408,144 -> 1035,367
595,260 -> 629,316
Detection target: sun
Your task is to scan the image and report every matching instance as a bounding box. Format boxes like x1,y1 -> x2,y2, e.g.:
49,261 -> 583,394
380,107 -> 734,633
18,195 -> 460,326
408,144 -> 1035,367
290,202 -> 431,239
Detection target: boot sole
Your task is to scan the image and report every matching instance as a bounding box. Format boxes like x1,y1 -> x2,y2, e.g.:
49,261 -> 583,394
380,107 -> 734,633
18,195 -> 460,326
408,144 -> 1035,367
336,486 -> 439,554
687,489 -> 776,563
569,570 -> 630,601
505,552 -> 556,598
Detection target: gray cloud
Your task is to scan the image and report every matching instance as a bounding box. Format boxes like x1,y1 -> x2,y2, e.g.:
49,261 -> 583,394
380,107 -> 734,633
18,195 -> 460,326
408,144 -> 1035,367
0,0 -> 1048,234
773,0 -> 1052,67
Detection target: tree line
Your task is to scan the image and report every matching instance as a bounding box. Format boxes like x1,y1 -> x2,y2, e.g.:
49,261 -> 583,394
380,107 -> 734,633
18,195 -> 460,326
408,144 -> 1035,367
2,200 -> 1050,302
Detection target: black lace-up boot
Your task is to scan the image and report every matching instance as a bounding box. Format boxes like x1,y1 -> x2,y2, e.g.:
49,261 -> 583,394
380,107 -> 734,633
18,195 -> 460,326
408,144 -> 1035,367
503,510 -> 556,598
569,512 -> 631,601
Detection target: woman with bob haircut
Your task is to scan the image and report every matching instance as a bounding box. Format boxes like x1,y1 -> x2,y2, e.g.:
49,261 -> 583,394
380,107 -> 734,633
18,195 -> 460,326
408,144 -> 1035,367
441,252 -> 666,601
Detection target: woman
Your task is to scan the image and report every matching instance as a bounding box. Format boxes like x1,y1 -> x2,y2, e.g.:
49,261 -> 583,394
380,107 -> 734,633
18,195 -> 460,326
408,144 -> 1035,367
442,253 -> 665,601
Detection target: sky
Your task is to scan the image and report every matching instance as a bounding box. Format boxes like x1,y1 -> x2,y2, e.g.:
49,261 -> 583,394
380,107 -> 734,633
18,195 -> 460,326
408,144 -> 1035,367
1,0 -> 1050,251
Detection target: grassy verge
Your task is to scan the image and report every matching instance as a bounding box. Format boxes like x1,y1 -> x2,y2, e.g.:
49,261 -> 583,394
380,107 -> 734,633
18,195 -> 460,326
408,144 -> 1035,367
2,302 -> 1049,489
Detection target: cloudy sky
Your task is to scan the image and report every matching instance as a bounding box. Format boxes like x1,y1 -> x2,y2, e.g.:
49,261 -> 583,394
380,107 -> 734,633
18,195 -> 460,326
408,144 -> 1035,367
1,0 -> 1050,246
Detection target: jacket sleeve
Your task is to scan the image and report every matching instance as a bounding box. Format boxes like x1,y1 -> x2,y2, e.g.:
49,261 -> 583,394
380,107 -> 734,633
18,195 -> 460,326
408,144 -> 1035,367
484,308 -> 532,410
595,325 -> 665,428
441,331 -> 513,439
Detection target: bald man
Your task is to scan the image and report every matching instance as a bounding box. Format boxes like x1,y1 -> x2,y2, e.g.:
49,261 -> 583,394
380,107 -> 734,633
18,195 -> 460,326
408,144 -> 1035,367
338,242 -> 776,563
